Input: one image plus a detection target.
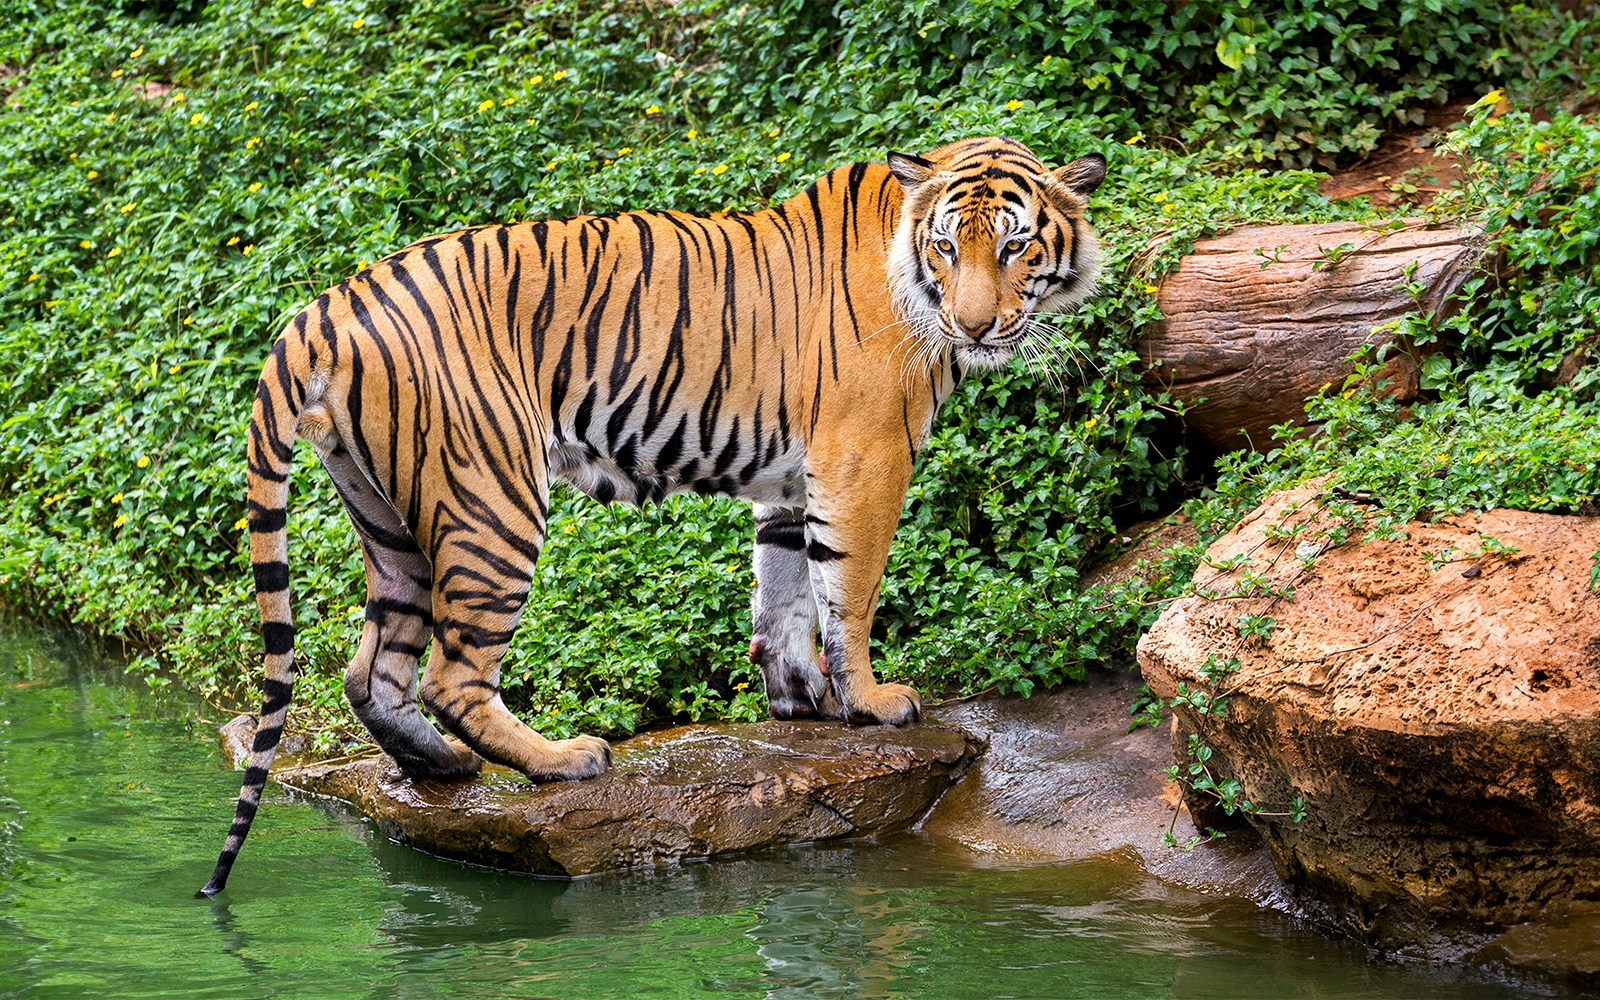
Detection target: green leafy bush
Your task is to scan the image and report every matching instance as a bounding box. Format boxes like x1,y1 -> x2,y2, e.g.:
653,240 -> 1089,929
0,0 -> 1592,745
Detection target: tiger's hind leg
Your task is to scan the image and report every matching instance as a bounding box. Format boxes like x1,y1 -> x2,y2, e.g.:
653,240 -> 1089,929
315,433 -> 480,779
418,484 -> 611,783
750,504 -> 838,719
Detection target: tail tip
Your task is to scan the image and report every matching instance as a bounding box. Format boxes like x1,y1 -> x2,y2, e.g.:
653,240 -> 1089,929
197,868 -> 229,898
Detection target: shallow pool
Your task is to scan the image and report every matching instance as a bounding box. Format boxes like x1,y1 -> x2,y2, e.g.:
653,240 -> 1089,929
0,625 -> 1552,998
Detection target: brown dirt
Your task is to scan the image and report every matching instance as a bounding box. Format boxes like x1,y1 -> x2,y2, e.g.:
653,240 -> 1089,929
1317,100 -> 1471,210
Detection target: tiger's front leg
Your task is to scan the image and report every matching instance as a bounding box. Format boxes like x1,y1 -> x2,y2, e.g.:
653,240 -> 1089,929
750,504 -> 838,720
802,447 -> 921,726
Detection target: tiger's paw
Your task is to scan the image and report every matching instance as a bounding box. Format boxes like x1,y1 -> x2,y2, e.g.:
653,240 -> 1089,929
525,735 -> 612,783
840,681 -> 921,727
393,736 -> 483,781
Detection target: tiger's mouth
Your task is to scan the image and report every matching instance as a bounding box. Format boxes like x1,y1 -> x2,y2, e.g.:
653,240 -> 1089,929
938,316 -> 1029,370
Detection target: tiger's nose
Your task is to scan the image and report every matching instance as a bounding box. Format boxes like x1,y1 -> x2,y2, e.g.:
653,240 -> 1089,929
957,317 -> 993,340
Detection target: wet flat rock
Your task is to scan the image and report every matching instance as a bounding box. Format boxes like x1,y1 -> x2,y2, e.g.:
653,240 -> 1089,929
219,717 -> 983,876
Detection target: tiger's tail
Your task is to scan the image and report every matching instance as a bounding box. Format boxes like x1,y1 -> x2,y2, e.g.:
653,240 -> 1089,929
198,334 -> 303,897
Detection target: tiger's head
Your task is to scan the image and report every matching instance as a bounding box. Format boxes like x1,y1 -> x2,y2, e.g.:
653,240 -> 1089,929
885,136 -> 1106,371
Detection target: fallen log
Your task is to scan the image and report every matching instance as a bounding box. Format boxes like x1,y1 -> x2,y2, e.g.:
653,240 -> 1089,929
1139,220 -> 1489,451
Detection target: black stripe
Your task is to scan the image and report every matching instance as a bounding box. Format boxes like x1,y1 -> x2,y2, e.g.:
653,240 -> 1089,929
807,539 -> 848,562
756,522 -> 806,550
262,622 -> 294,656
252,560 -> 288,593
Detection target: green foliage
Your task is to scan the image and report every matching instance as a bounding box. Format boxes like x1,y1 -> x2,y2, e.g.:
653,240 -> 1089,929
0,0 -> 1593,746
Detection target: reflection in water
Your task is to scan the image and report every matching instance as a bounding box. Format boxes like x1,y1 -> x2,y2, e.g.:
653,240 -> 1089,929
0,622 -> 1559,1000
204,898 -> 269,977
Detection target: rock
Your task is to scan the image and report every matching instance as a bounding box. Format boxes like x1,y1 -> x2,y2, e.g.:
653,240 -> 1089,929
1138,481 -> 1600,952
220,716 -> 983,876
922,669 -> 1289,906
1138,220 -> 1489,451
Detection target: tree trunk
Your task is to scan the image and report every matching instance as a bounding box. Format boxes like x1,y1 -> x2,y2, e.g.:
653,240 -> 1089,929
1139,220 -> 1489,452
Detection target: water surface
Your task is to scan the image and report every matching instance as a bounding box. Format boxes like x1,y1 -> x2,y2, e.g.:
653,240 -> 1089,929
0,626 -> 1553,998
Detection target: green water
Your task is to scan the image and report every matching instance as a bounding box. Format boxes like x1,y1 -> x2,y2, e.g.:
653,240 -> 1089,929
0,627 -> 1553,999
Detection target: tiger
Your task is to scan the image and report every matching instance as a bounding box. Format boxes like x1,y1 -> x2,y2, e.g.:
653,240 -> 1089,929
199,135 -> 1106,895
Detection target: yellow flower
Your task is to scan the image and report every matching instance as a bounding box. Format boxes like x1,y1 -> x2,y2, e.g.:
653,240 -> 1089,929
1534,141 -> 1548,153
734,681 -> 749,692
121,202 -> 138,213
302,0 -> 313,6
477,98 -> 495,112
694,165 -> 706,175
113,514 -> 127,528
111,68 -> 124,78
44,300 -> 61,308
168,364 -> 181,374
1435,453 -> 1449,463
171,91 -> 185,102
646,104 -> 662,115
564,523 -> 575,534
1004,99 -> 1024,111
501,97 -> 515,107
358,259 -> 369,269
247,181 -> 263,193
226,236 -> 240,246
713,163 -> 728,175
129,45 -> 144,58
136,456 -> 150,468
1151,192 -> 1168,202
1143,283 -> 1159,294
530,74 -> 544,85
545,159 -> 559,171
617,146 -> 633,155
1125,133 -> 1144,145
1084,417 -> 1098,429
351,17 -> 365,29
552,70 -> 567,81
776,151 -> 791,163
188,112 -> 203,126
242,244 -> 254,255
686,128 -> 698,140
1041,55 -> 1051,67
27,272 -> 38,282
183,315 -> 194,325
87,170 -> 99,180
244,101 -> 259,112
245,136 -> 261,149
112,492 -> 124,504
233,516 -> 249,531
79,239 -> 93,249
107,246 -> 122,258
768,126 -> 780,137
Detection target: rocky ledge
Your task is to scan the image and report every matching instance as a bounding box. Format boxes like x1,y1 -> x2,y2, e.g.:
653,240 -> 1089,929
219,716 -> 983,877
1139,481 -> 1600,964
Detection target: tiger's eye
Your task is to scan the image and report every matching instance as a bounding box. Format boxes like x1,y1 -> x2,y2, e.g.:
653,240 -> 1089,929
1005,237 -> 1029,254
935,237 -> 956,255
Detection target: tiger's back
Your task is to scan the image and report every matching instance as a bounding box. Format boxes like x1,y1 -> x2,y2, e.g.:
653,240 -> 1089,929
202,137 -> 1105,895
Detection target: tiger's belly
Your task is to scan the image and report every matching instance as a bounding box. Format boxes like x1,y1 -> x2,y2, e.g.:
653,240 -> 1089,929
548,435 -> 808,508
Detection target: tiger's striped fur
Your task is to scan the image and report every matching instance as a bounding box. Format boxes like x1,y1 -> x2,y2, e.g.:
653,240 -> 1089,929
199,136 -> 1105,895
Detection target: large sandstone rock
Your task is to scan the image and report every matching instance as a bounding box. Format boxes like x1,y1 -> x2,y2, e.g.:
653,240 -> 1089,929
1139,220 -> 1488,451
220,716 -> 983,876
1138,482 -> 1600,949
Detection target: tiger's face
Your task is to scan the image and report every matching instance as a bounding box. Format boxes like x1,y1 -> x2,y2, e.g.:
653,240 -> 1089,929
886,137 -> 1106,371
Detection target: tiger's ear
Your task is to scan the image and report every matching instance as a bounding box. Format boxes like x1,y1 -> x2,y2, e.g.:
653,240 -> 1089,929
1051,153 -> 1107,198
887,151 -> 936,189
